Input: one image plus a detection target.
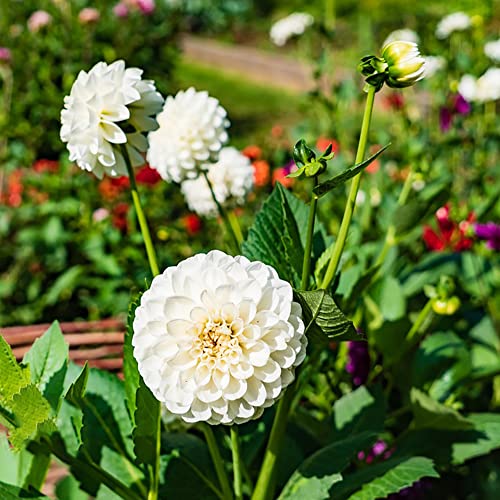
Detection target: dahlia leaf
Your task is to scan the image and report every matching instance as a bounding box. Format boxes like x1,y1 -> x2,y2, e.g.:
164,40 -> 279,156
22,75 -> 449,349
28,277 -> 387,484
278,432 -> 377,500
133,378 -> 159,465
0,335 -> 31,403
23,321 -> 68,411
295,289 -> 358,345
330,456 -> 439,500
64,363 -> 89,408
313,144 -> 390,198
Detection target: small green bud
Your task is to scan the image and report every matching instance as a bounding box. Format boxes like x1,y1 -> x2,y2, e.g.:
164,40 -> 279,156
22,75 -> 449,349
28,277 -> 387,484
289,139 -> 333,179
432,296 -> 460,315
382,41 -> 425,88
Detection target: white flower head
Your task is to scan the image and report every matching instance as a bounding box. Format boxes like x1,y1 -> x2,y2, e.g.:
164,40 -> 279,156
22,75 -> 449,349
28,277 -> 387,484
383,29 -> 419,48
132,250 -> 307,425
459,69 -> 500,102
60,60 -> 164,179
436,12 -> 471,39
270,12 -> 314,47
147,87 -> 230,183
484,39 -> 500,63
422,55 -> 446,78
382,41 -> 426,88
181,147 -> 254,217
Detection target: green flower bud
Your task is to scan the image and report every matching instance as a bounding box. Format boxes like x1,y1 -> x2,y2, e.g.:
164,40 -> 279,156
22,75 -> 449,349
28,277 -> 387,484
382,41 -> 425,88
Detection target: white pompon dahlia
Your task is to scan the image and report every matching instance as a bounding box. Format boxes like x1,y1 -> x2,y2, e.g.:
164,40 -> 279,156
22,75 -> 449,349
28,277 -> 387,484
383,29 -> 419,48
422,55 -> 446,79
484,39 -> 500,63
180,147 -> 254,217
60,60 -> 164,179
435,12 -> 471,39
458,69 -> 500,103
132,250 -> 307,425
270,12 -> 314,47
147,87 -> 230,183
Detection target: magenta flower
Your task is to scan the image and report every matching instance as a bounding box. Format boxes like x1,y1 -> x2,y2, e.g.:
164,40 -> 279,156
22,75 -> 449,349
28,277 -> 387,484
113,2 -> 129,18
474,222 -> 500,251
0,47 -> 11,63
136,0 -> 155,15
346,341 -> 370,386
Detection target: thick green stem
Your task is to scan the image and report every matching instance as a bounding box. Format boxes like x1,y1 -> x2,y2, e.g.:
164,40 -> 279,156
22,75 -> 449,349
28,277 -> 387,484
203,171 -> 241,254
227,210 -> 244,246
301,177 -> 319,290
201,424 -> 233,500
406,299 -> 433,343
251,381 -> 296,500
121,145 -> 160,277
320,85 -> 376,290
230,426 -> 243,500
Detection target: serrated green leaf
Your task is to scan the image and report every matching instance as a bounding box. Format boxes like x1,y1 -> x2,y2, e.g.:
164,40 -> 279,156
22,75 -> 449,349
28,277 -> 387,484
64,364 -> 89,408
0,480 -> 48,499
333,456 -> 439,500
313,144 -> 390,198
295,290 -> 358,346
0,335 -> 31,403
23,321 -> 68,411
278,432 -> 377,500
410,388 -> 473,430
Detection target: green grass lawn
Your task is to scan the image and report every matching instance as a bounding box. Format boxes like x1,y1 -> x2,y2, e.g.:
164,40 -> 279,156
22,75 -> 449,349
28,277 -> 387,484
173,58 -> 306,148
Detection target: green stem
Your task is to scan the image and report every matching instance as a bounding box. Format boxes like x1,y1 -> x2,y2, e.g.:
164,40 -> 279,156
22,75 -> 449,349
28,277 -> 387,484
201,424 -> 233,500
406,299 -> 433,343
121,145 -> 160,277
227,210 -> 244,246
301,177 -> 319,290
203,171 -> 241,254
230,426 -> 243,500
250,380 -> 296,500
320,85 -> 376,290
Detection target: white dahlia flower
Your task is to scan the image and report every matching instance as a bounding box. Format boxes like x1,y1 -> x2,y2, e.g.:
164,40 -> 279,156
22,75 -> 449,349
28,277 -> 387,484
484,39 -> 500,63
422,55 -> 446,78
132,250 -> 307,425
383,29 -> 419,48
270,12 -> 314,47
458,69 -> 500,102
147,87 -> 230,183
180,147 -> 254,217
435,12 -> 471,39
60,60 -> 163,179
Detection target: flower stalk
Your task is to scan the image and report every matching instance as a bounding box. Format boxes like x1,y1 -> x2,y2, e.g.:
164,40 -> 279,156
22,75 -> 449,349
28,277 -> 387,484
231,426 -> 243,500
301,177 -> 319,290
321,84 -> 377,289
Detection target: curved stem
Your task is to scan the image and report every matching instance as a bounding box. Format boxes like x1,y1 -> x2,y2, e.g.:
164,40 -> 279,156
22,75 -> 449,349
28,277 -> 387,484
121,145 -> 160,277
320,85 -> 376,290
227,210 -> 244,246
230,426 -> 243,500
203,171 -> 241,254
301,177 -> 319,290
201,424 -> 233,500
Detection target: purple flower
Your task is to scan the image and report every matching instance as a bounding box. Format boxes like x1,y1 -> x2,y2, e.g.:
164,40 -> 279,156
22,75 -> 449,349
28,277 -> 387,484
283,159 -> 296,176
439,107 -> 452,132
388,479 -> 433,499
0,47 -> 11,63
474,222 -> 500,250
346,341 -> 370,386
454,93 -> 471,115
113,2 -> 129,18
137,0 -> 155,15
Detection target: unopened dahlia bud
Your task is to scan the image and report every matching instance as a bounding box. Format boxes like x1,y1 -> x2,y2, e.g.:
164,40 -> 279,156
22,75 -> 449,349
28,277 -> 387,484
382,41 -> 425,88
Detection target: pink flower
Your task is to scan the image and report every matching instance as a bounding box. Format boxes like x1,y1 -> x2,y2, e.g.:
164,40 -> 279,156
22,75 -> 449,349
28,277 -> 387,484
93,208 -> 110,222
0,47 -> 11,63
27,10 -> 52,33
113,2 -> 129,18
136,0 -> 155,15
78,8 -> 100,24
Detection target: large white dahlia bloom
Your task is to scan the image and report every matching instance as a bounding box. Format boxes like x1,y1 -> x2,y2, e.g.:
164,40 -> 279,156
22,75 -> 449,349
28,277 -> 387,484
147,87 -> 230,183
60,60 -> 163,179
435,12 -> 471,39
180,147 -> 254,217
270,12 -> 314,47
458,69 -> 500,103
132,250 -> 307,425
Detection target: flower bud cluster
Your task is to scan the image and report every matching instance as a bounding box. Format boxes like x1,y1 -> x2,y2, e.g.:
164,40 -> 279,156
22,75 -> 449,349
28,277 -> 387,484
289,139 -> 333,179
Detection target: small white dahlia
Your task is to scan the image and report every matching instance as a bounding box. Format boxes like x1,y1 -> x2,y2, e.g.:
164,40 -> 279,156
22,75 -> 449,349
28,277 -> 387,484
270,12 -> 314,47
422,55 -> 446,78
459,69 -> 500,102
132,250 -> 307,425
60,60 -> 164,179
147,87 -> 230,183
484,39 -> 500,63
435,12 -> 471,40
180,147 -> 254,217
383,29 -> 419,48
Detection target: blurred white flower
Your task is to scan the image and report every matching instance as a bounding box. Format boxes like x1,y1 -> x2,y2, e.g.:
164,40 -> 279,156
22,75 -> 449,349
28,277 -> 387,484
355,190 -> 366,206
484,39 -> 500,62
411,177 -> 426,192
147,88 -> 230,183
133,250 -> 307,425
27,10 -> 52,33
422,55 -> 446,78
270,12 -> 314,47
383,29 -> 419,48
382,41 -> 426,88
458,69 -> 500,102
435,12 -> 471,39
92,208 -> 110,222
60,60 -> 164,178
181,147 -> 254,217
369,187 -> 381,207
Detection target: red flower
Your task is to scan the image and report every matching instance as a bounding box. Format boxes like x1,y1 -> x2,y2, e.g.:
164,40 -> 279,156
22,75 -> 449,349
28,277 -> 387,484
271,125 -> 284,138
252,160 -> 270,188
423,204 -> 475,252
98,176 -> 130,200
33,159 -> 59,173
136,165 -> 161,186
242,145 -> 262,161
112,202 -> 129,232
384,92 -> 405,111
316,136 -> 340,154
0,170 -> 23,207
183,213 -> 202,235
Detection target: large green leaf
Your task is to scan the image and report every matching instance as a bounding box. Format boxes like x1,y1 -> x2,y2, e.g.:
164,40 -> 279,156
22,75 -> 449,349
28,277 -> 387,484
278,432 -> 377,500
371,276 -> 406,321
410,388 -> 473,430
329,456 -> 439,500
333,385 -> 386,437
23,321 -> 68,411
0,432 -> 33,489
295,289 -> 359,346
0,480 -> 48,499
0,335 -> 31,403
